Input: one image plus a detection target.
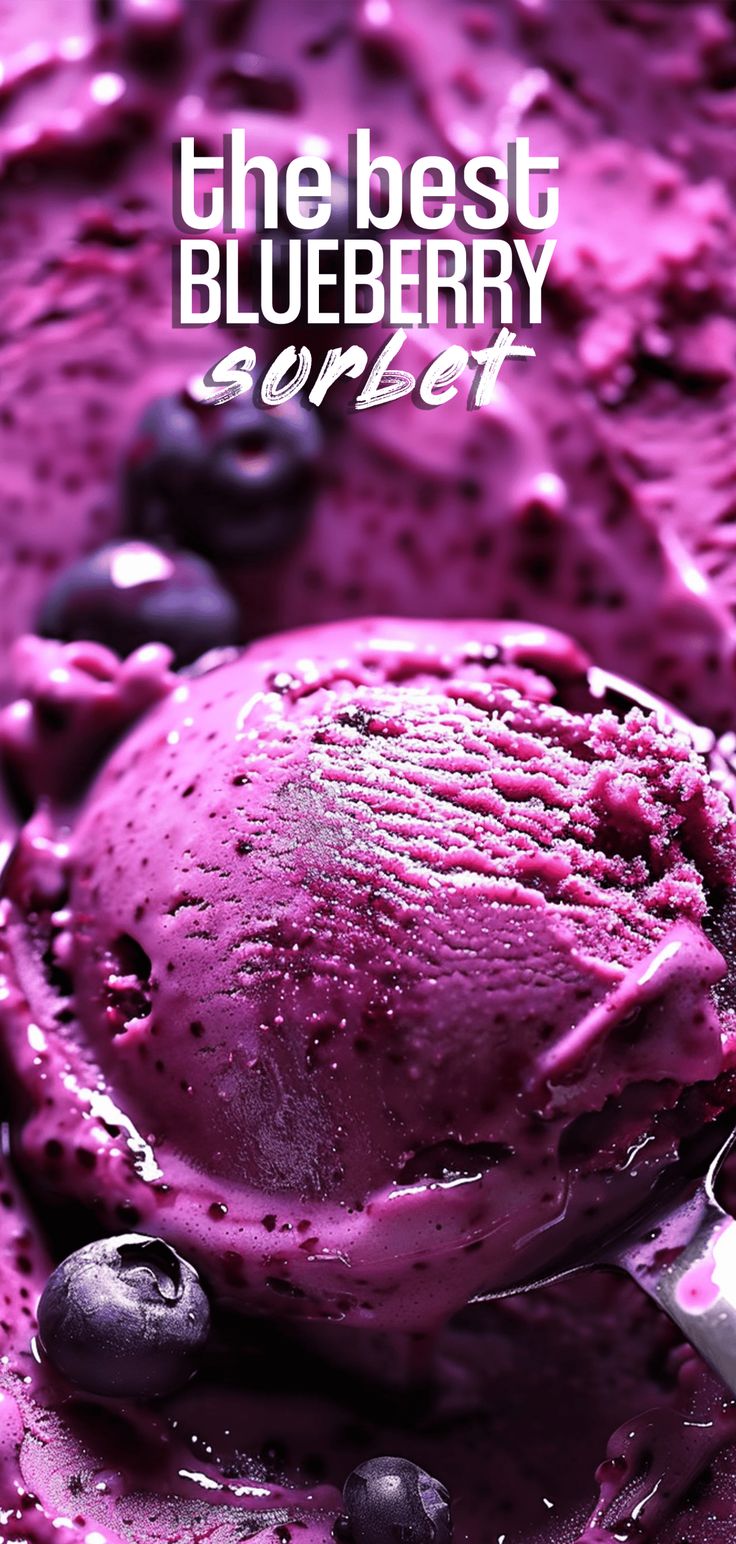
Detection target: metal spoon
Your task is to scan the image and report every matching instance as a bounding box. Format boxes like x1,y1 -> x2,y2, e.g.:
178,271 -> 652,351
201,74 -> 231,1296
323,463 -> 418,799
474,1119 -> 736,1397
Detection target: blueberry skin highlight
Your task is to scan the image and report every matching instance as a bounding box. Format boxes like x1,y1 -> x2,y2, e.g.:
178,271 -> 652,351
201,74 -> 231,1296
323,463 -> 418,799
342,1456 -> 452,1544
269,171 -> 356,281
125,392 -> 321,563
37,540 -> 240,666
265,175 -> 378,324
37,1234 -> 211,1398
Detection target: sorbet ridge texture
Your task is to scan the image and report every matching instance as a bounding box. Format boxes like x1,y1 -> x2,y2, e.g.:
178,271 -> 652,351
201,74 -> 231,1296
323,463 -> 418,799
2,618 -> 736,1328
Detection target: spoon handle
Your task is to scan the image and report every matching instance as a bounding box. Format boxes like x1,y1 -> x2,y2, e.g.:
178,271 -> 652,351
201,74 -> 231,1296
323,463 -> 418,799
621,1194 -> 736,1397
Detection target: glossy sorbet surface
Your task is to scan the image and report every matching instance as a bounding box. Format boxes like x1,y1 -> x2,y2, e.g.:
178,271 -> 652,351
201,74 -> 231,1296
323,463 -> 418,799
2,618 -> 736,1334
3,0 -> 736,1541
2,0 -> 736,737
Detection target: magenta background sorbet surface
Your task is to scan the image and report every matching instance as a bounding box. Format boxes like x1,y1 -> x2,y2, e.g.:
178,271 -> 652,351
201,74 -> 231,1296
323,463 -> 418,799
3,2 -> 736,1543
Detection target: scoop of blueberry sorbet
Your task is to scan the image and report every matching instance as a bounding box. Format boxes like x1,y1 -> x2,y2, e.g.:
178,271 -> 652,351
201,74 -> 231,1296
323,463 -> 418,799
2,617 -> 736,1329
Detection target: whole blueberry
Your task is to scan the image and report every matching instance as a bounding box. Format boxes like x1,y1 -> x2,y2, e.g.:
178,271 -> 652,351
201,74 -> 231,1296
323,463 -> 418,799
125,392 -> 321,563
271,171 -> 356,265
123,395 -> 207,550
265,174 -> 373,320
37,540 -> 240,666
319,173 -> 355,243
37,1234 -> 210,1398
342,1457 -> 452,1544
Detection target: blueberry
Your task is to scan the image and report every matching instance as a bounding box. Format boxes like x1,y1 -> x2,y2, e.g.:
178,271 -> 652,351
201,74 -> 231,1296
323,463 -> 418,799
342,1457 -> 452,1544
125,393 -> 321,563
37,1234 -> 210,1398
320,173 -> 355,241
37,540 -> 240,666
123,394 -> 208,547
265,174 -> 366,316
273,171 -> 356,254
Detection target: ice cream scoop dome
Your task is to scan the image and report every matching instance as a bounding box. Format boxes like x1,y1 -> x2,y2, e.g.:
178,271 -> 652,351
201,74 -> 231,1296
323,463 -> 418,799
5,619 -> 736,1326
